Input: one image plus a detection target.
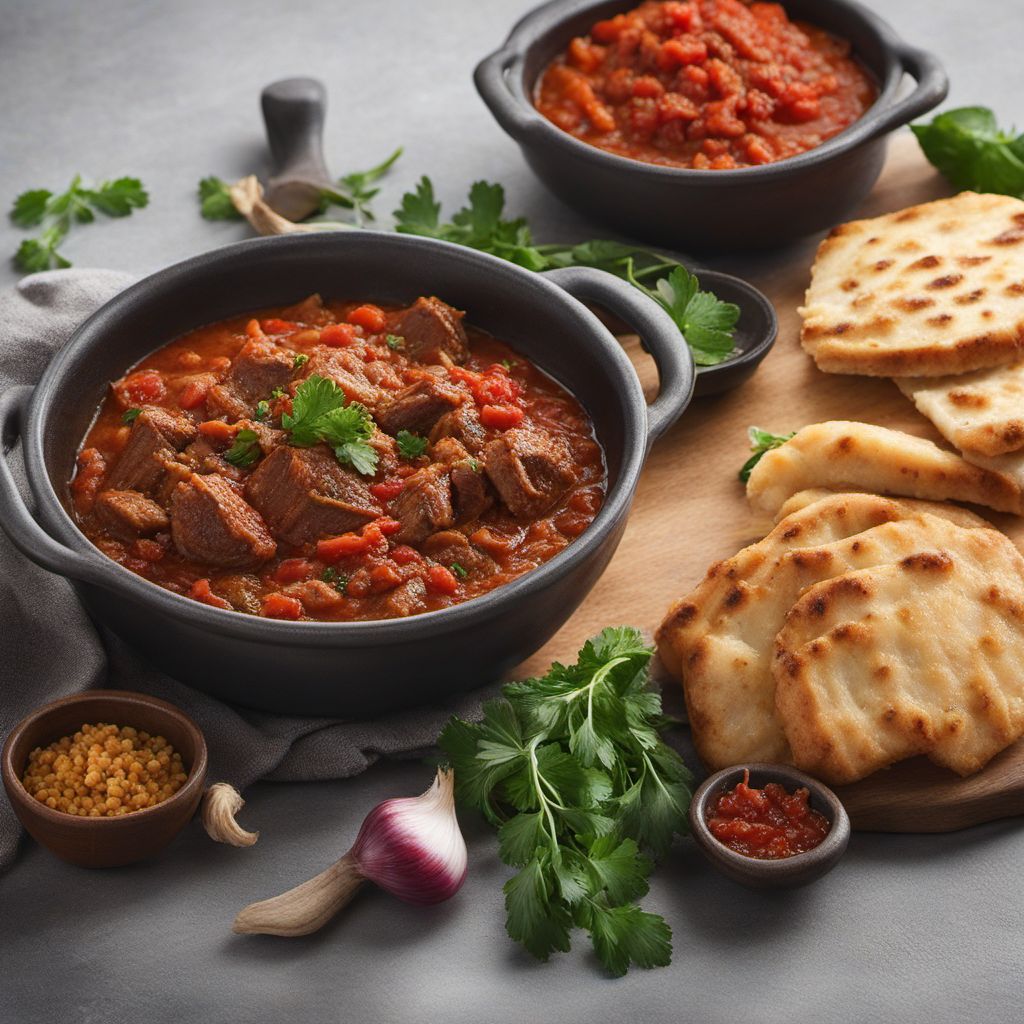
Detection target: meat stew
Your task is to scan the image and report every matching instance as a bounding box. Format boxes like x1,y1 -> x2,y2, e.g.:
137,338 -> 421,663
69,295 -> 606,621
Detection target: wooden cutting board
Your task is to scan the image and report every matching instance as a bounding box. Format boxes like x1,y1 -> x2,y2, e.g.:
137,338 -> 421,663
516,133 -> 1024,834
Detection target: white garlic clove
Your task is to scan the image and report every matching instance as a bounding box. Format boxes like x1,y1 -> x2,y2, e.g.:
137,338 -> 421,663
228,176 -> 351,236
202,782 -> 259,847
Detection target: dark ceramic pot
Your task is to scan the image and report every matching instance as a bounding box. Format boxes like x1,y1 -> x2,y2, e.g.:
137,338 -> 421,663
0,233 -> 694,716
475,0 -> 948,250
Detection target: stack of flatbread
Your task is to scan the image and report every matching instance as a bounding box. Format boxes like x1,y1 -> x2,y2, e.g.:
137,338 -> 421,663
800,191 -> 1024,495
657,491 -> 1024,785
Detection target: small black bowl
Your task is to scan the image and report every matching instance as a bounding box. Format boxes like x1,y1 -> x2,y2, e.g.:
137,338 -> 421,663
689,763 -> 851,889
476,0 -> 948,250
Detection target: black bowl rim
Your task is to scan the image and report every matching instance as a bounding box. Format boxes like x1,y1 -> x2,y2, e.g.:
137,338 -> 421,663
688,762 -> 851,877
22,231 -> 670,647
1,689 -> 209,831
484,0 -> 938,182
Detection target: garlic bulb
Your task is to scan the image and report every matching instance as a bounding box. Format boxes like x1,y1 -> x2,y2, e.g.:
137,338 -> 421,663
233,768 -> 467,936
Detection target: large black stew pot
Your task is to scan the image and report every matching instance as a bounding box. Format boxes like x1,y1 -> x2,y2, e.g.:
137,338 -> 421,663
475,0 -> 948,250
0,233 -> 694,716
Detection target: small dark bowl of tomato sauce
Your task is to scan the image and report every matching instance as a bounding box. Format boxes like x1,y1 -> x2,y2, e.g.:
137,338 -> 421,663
689,762 -> 850,888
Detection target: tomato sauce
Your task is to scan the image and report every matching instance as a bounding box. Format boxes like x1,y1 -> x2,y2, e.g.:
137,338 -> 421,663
535,0 -> 877,169
705,769 -> 830,858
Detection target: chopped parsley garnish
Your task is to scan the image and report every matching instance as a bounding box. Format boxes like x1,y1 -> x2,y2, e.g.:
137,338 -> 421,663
738,426 -> 796,483
293,353 -> 309,370
449,561 -> 469,579
396,430 -> 428,459
500,359 -> 513,371
197,176 -> 241,221
122,407 -> 142,424
282,375 -> 378,476
385,334 -> 405,351
224,428 -> 261,468
439,627 -> 690,977
467,457 -> 481,473
10,174 -> 149,274
254,399 -> 270,421
393,177 -> 739,365
320,567 -> 350,593
270,386 -> 286,400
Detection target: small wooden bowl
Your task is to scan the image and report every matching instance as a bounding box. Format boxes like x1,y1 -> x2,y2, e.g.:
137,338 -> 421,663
1,690 -> 208,868
689,763 -> 850,889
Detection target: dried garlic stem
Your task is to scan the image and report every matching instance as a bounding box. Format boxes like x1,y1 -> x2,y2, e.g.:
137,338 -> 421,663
233,853 -> 365,936
228,176 -> 350,236
202,783 -> 259,847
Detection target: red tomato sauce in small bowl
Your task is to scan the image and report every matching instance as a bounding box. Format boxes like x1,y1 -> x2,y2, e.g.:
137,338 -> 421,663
535,0 -> 878,170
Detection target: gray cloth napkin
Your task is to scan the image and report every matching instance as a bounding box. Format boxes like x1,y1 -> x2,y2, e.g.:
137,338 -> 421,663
0,269 -> 498,872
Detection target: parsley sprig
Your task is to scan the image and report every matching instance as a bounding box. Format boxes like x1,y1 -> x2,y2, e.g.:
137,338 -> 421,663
440,627 -> 691,977
10,175 -> 149,273
738,426 -> 795,482
282,375 -> 378,475
224,428 -> 262,469
394,177 -> 739,365
396,430 -> 428,459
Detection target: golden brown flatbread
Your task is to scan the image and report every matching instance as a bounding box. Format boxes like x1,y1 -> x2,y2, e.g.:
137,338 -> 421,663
745,421 -> 1021,516
800,192 -> 1024,377
775,488 -> 991,529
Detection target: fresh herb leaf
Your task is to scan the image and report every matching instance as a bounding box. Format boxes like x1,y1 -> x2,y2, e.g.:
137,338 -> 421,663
439,627 -> 691,976
9,174 -> 148,273
122,407 -> 142,424
270,386 -> 286,400
328,146 -> 403,225
912,107 -> 1024,196
396,430 -> 428,459
224,428 -> 261,468
198,176 -> 242,220
450,561 -> 469,579
385,334 -> 405,351
293,353 -> 309,370
282,375 -> 378,475
738,426 -> 795,483
320,566 -> 350,593
254,399 -> 270,420
394,177 -> 738,363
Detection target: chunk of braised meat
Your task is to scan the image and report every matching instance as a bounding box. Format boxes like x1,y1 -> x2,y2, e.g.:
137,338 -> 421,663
279,293 -> 335,326
389,296 -> 469,365
391,464 -> 454,544
375,576 -> 427,618
422,529 -> 496,575
375,377 -> 465,437
105,407 -> 197,494
170,473 -> 276,568
93,490 -> 170,543
368,428 -> 400,479
206,339 -> 295,421
211,573 -> 263,615
429,402 -> 487,454
244,445 -> 381,547
431,437 -> 492,523
301,347 -> 387,413
364,360 -> 405,391
483,426 -> 576,518
283,579 -> 346,614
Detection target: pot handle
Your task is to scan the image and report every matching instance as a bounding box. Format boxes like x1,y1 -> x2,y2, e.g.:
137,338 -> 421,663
0,386 -> 112,588
474,47 -> 542,141
542,267 -> 695,444
864,43 -> 949,141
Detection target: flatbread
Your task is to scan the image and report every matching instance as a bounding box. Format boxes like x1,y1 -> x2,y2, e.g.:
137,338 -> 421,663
657,499 -> 989,771
774,527 -> 1024,784
800,192 -> 1024,377
896,361 -> 1024,457
745,420 -> 1021,516
775,488 -> 991,529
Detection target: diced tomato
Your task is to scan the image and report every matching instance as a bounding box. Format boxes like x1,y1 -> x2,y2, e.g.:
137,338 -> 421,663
70,448 -> 107,512
591,13 -> 632,42
114,369 -> 165,407
480,404 -> 525,430
190,578 -> 231,610
369,563 -> 403,592
346,304 -> 386,333
260,592 -> 304,620
425,564 -> 459,595
198,420 -> 235,443
370,478 -> 406,501
261,318 -> 297,334
178,380 -> 210,410
449,365 -> 522,407
320,323 -> 361,347
376,517 -> 402,537
317,532 -> 370,562
274,558 -> 314,585
658,37 -> 708,70
390,544 -> 422,566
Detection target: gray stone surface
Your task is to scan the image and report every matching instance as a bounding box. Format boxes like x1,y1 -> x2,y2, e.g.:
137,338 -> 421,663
1,1 -> 1023,1022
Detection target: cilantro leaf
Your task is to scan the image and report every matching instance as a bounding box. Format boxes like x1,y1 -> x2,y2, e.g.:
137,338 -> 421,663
504,857 -> 573,961
10,189 -> 51,228
738,425 -> 796,483
332,146 -> 403,224
394,176 -> 442,236
588,903 -> 672,977
83,177 -> 149,217
198,176 -> 242,220
396,430 -> 428,459
281,375 -> 378,475
223,428 -> 262,468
